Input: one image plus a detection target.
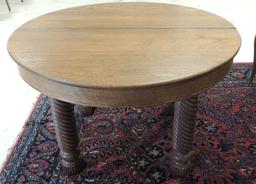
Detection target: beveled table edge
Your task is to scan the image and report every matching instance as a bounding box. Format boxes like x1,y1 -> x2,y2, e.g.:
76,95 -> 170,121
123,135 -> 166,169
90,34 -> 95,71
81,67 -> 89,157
17,58 -> 234,107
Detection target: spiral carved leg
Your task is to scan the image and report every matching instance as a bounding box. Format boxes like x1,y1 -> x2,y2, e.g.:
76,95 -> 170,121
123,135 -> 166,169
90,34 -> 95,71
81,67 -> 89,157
162,102 -> 175,116
50,98 -> 84,175
170,95 -> 198,177
76,105 -> 96,117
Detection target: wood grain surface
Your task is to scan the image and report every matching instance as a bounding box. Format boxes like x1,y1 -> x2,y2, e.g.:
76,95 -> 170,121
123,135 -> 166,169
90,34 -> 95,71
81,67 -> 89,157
8,2 -> 241,106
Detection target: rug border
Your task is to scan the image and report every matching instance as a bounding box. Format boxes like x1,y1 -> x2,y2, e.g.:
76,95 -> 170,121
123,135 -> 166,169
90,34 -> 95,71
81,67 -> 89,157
0,94 -> 43,176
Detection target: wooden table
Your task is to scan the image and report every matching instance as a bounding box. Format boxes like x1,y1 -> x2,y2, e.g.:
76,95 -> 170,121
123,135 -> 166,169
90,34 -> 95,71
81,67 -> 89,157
7,3 -> 240,176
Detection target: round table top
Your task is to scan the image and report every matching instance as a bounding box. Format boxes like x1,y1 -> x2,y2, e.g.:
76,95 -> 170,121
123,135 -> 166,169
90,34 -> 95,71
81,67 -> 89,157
8,2 -> 241,106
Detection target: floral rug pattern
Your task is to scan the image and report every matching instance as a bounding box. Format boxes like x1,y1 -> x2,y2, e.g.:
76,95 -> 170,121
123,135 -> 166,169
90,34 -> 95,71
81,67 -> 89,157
1,64 -> 256,184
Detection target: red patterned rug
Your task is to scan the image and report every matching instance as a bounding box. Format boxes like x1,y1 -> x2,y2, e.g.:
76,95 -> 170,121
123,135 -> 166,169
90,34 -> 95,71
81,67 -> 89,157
1,63 -> 256,183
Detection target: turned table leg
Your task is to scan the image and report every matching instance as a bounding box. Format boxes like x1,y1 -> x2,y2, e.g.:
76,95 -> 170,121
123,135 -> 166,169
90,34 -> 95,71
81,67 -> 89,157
170,95 -> 198,177
162,102 -> 174,116
50,98 -> 84,175
76,105 -> 96,117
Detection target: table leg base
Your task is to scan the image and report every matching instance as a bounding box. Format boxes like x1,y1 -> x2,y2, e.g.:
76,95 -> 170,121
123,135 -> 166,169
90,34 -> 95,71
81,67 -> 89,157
62,159 -> 85,175
170,150 -> 196,177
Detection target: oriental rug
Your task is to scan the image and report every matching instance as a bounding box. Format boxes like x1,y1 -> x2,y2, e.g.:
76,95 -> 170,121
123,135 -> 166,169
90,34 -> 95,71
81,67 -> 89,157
1,63 -> 256,184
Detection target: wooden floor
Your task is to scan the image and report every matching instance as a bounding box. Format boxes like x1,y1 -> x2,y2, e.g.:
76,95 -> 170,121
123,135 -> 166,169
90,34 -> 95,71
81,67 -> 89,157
0,0 -> 255,168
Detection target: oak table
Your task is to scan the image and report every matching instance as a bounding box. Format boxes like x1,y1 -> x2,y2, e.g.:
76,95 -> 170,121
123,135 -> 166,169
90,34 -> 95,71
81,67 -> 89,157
8,3 -> 240,177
